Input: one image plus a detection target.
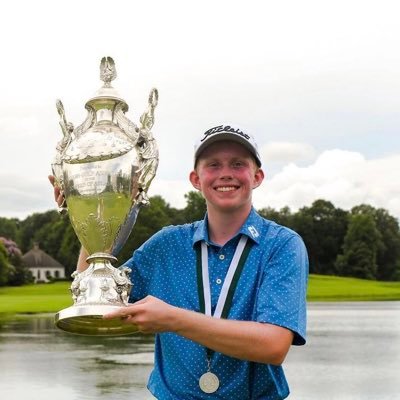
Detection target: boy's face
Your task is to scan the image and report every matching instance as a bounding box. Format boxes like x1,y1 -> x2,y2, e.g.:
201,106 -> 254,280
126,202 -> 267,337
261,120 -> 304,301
190,141 -> 264,214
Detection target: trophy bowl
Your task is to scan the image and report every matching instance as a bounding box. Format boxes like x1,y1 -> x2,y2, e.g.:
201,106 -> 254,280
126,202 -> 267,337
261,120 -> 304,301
52,57 -> 159,335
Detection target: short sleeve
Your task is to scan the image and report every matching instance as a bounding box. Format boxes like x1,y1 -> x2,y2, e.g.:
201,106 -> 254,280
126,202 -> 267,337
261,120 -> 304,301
256,233 -> 308,345
124,238 -> 158,303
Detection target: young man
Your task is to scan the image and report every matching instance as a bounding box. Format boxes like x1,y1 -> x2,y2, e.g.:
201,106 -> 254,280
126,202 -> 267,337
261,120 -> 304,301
52,124 -> 308,399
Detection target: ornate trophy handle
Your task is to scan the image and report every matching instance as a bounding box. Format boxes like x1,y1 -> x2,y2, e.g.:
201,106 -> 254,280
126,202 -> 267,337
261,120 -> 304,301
53,99 -> 73,214
55,99 -> 74,150
149,87 -> 158,108
135,88 -> 159,199
73,105 -> 96,139
140,88 -> 158,131
114,102 -> 140,142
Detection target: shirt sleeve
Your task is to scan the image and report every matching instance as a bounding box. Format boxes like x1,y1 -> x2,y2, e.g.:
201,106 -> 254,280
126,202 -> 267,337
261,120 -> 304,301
124,226 -> 178,303
124,237 -> 158,303
256,233 -> 309,345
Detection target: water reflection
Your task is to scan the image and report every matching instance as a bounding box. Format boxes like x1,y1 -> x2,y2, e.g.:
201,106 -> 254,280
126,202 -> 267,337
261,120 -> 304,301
285,302 -> 400,400
1,303 -> 399,400
0,315 -> 155,400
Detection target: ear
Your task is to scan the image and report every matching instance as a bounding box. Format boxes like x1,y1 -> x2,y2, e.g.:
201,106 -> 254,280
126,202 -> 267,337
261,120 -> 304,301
253,168 -> 265,189
189,170 -> 202,190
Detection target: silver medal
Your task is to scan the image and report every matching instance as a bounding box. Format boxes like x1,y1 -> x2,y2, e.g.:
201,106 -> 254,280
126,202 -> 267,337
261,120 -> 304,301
199,371 -> 220,393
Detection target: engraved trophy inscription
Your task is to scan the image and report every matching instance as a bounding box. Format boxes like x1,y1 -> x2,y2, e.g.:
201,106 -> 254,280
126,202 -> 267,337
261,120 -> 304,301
52,57 -> 159,335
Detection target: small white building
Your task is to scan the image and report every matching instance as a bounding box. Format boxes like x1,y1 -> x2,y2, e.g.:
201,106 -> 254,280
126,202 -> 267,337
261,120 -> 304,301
22,243 -> 65,283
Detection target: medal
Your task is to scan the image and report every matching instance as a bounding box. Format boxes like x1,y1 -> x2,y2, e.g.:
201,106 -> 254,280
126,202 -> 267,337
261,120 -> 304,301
196,235 -> 252,394
199,371 -> 220,394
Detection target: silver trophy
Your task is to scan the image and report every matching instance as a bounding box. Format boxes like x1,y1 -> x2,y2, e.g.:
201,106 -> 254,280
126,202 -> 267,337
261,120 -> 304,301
52,57 -> 159,335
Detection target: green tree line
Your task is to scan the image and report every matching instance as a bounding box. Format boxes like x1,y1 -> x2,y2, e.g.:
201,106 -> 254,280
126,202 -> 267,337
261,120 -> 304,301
0,193 -> 399,285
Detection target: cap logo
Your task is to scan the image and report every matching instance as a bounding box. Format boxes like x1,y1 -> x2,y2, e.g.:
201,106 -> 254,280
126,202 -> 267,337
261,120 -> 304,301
201,125 -> 250,142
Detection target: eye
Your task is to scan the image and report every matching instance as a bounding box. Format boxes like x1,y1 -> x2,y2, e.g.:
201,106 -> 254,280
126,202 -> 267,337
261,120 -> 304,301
232,161 -> 244,168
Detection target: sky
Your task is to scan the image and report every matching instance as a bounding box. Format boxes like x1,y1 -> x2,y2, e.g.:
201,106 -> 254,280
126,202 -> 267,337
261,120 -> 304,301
0,0 -> 399,220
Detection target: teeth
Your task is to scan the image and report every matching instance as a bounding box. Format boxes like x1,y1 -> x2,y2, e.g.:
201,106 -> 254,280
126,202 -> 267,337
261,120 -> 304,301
216,186 -> 236,192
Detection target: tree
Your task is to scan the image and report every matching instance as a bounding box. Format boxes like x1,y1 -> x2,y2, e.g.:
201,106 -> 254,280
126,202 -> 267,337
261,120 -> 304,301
336,213 -> 381,279
118,195 -> 173,263
18,211 -> 60,253
291,200 -> 348,275
259,206 -> 293,227
182,191 -> 207,223
7,249 -> 33,286
0,241 -> 10,286
351,205 -> 400,281
34,216 -> 70,261
0,217 -> 19,241
58,224 -> 81,278
0,237 -> 32,286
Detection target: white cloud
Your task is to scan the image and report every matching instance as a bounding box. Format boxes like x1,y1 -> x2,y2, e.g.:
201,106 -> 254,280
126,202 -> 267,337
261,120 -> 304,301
253,150 -> 400,218
0,173 -> 55,219
0,0 -> 399,223
260,142 -> 316,164
1,150 -> 400,221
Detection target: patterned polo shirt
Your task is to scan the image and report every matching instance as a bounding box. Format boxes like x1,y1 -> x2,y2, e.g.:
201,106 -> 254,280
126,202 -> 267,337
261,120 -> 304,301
126,208 -> 308,399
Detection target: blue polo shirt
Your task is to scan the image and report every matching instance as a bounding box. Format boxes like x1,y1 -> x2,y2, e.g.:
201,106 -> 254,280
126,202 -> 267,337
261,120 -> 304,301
126,208 -> 308,400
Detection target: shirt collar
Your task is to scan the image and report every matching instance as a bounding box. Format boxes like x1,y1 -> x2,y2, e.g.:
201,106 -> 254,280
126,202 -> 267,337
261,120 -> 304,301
192,214 -> 210,246
192,207 -> 263,247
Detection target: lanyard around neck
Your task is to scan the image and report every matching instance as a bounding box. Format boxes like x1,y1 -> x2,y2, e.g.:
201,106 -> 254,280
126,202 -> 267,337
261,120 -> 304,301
196,235 -> 252,320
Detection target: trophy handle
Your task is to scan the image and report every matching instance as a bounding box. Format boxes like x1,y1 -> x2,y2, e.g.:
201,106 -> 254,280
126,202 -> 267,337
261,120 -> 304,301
73,104 -> 96,139
55,99 -> 74,155
139,88 -> 158,131
53,99 -> 74,193
136,88 -> 159,194
114,102 -> 140,143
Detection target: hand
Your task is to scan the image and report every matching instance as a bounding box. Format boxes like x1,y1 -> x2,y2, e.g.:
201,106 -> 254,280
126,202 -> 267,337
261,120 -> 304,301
48,175 -> 66,208
103,295 -> 179,334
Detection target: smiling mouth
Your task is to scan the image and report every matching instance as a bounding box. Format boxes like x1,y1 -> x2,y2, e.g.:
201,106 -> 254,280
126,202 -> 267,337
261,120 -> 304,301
215,186 -> 238,192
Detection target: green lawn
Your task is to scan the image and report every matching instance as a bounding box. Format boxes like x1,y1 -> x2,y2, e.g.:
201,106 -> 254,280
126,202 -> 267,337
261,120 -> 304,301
0,282 -> 73,314
0,275 -> 400,315
308,274 -> 400,301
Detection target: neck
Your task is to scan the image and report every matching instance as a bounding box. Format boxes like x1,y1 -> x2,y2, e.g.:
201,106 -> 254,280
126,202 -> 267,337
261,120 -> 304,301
207,206 -> 251,245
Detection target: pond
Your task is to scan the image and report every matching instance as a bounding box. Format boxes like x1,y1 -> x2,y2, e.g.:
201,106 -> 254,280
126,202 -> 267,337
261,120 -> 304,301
0,302 -> 399,399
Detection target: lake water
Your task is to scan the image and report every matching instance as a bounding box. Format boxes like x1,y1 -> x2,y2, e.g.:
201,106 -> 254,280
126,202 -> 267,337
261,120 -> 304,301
0,302 -> 399,400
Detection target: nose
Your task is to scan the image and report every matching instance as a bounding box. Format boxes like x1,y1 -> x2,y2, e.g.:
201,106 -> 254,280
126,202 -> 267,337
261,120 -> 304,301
219,164 -> 233,180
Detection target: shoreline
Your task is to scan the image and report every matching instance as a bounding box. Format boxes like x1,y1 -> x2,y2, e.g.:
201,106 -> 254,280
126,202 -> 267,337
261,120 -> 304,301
1,275 -> 400,315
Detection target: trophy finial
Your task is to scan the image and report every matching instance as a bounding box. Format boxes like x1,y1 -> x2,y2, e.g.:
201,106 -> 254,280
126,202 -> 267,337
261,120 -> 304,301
100,56 -> 117,87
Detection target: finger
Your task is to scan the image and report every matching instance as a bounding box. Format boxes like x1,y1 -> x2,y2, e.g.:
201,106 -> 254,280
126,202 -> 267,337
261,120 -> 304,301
48,175 -> 55,186
133,297 -> 148,305
103,307 -> 135,320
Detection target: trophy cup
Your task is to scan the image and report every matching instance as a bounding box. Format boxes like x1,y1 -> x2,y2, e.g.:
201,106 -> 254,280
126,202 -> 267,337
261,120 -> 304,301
52,57 -> 159,335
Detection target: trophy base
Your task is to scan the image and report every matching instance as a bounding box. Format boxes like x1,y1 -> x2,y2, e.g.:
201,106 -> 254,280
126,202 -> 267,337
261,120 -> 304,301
55,305 -> 139,336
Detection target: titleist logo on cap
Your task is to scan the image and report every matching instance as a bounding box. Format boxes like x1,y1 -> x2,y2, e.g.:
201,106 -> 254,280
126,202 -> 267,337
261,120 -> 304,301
201,125 -> 250,142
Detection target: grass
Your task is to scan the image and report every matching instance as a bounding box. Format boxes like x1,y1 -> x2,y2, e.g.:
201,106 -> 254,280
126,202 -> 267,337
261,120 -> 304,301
308,274 -> 400,301
0,275 -> 400,315
0,282 -> 73,314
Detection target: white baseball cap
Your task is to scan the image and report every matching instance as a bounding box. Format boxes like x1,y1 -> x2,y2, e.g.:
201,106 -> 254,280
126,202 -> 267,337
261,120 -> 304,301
194,124 -> 262,167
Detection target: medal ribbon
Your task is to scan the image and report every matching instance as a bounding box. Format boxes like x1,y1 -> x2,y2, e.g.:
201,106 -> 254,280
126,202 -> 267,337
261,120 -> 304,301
195,235 -> 253,361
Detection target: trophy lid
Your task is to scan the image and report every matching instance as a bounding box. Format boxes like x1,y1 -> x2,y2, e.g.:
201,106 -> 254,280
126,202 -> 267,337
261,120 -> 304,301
86,56 -> 128,111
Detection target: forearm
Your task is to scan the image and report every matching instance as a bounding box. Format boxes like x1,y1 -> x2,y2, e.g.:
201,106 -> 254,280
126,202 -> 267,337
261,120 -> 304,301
76,247 -> 89,272
172,307 -> 293,365
104,296 -> 293,364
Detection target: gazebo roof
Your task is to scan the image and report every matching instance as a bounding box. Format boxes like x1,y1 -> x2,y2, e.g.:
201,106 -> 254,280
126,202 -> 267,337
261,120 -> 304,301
22,244 -> 64,269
